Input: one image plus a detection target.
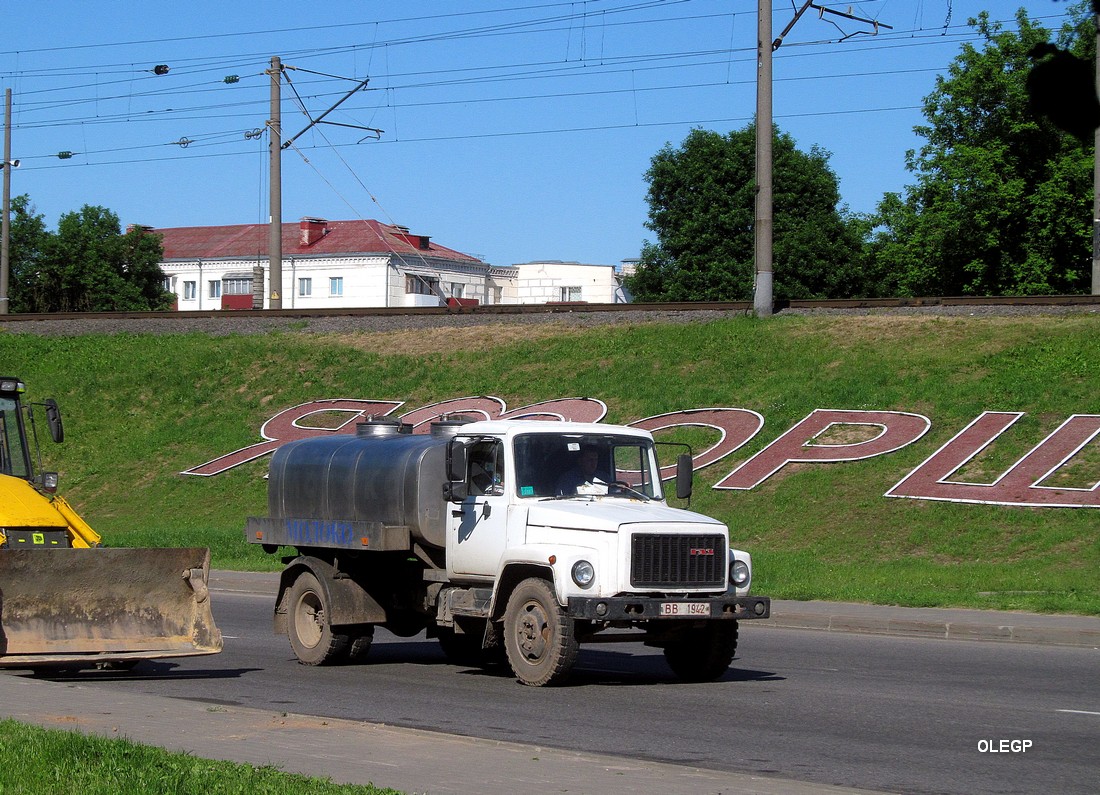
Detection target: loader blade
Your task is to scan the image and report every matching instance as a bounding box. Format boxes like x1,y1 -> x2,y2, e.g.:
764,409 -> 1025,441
0,547 -> 222,667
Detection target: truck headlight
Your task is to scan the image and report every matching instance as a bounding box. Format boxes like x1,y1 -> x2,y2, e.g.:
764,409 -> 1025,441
729,559 -> 750,588
571,559 -> 595,588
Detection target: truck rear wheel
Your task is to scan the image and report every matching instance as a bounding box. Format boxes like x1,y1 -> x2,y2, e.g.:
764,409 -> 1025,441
287,572 -> 349,665
503,578 -> 578,687
346,626 -> 375,662
663,621 -> 738,682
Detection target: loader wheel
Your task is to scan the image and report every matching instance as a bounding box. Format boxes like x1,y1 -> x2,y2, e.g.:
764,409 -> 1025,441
503,578 -> 578,686
287,572 -> 349,665
663,621 -> 738,682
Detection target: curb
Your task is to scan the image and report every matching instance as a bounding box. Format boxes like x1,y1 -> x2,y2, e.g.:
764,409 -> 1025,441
751,599 -> 1100,648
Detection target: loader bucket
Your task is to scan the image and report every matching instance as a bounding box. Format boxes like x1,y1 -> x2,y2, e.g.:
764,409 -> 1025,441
0,547 -> 222,668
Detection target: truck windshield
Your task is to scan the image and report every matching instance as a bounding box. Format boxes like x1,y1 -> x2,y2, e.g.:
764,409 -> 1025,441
513,432 -> 663,499
0,399 -> 31,480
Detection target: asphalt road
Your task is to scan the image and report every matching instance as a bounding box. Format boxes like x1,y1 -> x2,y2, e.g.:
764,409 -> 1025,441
15,587 -> 1099,795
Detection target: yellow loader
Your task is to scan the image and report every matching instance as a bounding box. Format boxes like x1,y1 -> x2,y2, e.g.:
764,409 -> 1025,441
0,377 -> 221,668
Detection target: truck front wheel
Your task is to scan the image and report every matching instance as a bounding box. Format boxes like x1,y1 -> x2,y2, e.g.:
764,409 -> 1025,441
663,621 -> 738,682
287,571 -> 350,665
503,578 -> 578,686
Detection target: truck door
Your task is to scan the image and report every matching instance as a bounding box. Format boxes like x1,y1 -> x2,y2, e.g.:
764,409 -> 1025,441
449,439 -> 509,578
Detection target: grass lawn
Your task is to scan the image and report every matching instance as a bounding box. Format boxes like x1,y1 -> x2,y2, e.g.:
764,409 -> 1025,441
1,312 -> 1097,614
0,719 -> 400,795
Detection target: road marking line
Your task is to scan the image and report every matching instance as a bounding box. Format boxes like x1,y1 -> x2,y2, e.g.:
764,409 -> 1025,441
1056,709 -> 1100,716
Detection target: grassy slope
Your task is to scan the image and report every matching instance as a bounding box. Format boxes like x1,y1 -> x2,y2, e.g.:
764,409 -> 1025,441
1,313 -> 1097,615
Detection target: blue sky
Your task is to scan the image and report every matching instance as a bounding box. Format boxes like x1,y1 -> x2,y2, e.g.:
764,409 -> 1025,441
0,1 -> 1077,269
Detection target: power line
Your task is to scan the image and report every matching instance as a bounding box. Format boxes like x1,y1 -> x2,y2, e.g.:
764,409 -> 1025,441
16,102 -> 924,171
0,1 -> 1077,214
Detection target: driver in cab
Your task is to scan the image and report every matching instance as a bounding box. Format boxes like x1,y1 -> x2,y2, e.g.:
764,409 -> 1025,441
556,444 -> 609,495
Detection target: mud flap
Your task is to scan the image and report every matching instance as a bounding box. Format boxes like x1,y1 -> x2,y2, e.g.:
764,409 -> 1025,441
0,547 -> 223,667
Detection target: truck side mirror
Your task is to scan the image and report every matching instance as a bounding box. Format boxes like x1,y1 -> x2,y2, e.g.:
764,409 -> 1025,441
443,481 -> 468,502
44,398 -> 64,444
675,453 -> 693,500
444,440 -> 469,503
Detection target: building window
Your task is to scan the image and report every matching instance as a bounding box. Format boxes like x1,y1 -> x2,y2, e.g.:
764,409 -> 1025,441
405,274 -> 438,295
162,277 -> 172,292
183,281 -> 197,300
209,280 -> 222,299
449,282 -> 464,299
299,278 -> 312,297
330,277 -> 343,297
560,286 -> 582,302
489,286 -> 503,305
224,278 -> 251,295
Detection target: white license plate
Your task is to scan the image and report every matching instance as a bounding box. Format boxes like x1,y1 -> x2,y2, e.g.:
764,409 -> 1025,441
660,601 -> 711,617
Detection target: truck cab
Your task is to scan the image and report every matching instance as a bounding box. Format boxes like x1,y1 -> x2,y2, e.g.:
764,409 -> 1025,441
444,421 -> 751,597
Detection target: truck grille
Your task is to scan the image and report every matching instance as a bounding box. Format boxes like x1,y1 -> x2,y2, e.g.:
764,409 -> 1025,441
630,533 -> 726,588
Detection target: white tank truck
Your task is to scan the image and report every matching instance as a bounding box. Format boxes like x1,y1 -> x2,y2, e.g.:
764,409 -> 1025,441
247,416 -> 770,686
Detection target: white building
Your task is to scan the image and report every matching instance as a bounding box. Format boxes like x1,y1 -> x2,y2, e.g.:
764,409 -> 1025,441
151,218 -> 632,310
509,260 -> 634,304
154,217 -> 514,310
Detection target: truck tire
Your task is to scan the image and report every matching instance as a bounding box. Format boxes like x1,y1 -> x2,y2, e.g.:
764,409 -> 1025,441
663,621 -> 738,682
346,626 -> 375,662
287,571 -> 350,665
503,578 -> 578,687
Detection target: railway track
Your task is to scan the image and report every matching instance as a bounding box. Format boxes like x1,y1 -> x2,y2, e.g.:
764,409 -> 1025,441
0,294 -> 1098,324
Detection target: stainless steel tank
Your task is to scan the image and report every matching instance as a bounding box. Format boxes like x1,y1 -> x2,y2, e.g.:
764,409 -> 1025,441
266,420 -> 453,549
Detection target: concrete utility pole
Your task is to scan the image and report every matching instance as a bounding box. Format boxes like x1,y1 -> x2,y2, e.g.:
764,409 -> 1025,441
754,0 -> 773,317
756,2 -> 891,317
1093,7 -> 1100,295
1,89 -> 11,316
268,56 -> 283,310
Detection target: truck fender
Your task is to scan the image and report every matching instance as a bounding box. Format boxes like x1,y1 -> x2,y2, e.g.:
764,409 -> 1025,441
488,563 -> 554,621
489,543 -> 599,619
274,556 -> 387,634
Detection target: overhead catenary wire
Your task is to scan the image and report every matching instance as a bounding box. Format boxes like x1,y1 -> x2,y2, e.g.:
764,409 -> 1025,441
0,0 -> 1064,147
0,29 -> 1005,162
0,4 -> 1075,187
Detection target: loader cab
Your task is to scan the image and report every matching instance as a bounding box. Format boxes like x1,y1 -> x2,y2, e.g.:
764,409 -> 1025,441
0,377 -> 61,492
0,378 -> 33,482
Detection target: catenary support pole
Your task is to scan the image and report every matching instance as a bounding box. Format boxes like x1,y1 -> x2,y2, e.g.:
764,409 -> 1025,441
0,89 -> 10,315
1093,8 -> 1100,295
268,57 -> 283,310
754,0 -> 773,317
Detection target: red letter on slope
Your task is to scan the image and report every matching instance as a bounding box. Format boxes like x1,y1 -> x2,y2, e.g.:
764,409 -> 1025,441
628,408 -> 765,480
714,409 -> 931,490
181,399 -> 403,476
886,412 -> 1100,507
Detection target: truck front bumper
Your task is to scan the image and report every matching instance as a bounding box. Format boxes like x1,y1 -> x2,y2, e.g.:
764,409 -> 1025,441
566,594 -> 770,621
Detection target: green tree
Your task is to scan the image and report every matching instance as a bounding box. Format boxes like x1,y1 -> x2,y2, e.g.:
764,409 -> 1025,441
865,6 -> 1094,296
626,124 -> 865,302
7,195 -> 50,313
19,204 -> 171,313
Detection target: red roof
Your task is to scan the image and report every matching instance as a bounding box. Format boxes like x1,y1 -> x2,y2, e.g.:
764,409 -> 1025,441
153,219 -> 482,265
